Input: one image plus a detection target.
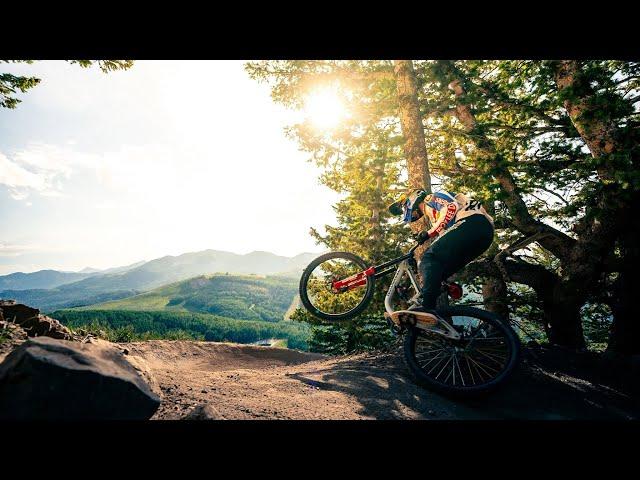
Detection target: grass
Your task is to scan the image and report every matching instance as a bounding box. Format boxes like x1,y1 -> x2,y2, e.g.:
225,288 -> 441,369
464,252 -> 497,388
80,293 -> 178,311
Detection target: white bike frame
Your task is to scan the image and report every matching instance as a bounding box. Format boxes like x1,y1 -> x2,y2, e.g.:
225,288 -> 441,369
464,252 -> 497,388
383,258 -> 461,340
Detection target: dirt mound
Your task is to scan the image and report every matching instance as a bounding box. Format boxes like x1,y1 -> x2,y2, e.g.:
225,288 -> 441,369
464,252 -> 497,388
3,315 -> 637,420
126,340 -> 325,372
125,340 -> 639,420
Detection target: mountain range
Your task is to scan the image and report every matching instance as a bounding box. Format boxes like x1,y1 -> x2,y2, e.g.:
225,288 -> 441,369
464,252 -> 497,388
0,261 -> 146,291
0,249 -> 318,312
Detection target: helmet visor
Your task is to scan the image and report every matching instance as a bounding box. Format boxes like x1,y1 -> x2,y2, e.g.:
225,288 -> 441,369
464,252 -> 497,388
402,198 -> 423,223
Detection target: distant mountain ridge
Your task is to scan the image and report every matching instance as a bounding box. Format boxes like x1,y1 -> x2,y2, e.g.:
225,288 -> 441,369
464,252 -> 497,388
0,260 -> 147,291
0,270 -> 95,291
0,249 -> 319,312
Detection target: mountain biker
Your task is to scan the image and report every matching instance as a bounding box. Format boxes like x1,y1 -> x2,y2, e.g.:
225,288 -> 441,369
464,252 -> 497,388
388,189 -> 494,313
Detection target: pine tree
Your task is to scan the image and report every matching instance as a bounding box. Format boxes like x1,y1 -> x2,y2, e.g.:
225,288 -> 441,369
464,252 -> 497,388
247,60 -> 640,355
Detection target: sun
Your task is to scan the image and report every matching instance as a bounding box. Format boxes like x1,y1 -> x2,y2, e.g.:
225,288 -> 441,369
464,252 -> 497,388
304,87 -> 347,130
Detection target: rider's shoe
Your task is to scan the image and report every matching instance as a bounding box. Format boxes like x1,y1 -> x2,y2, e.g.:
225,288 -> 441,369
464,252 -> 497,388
390,304 -> 439,327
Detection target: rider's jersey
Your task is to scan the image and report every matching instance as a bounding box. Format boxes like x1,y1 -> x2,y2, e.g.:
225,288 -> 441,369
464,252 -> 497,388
425,191 -> 494,237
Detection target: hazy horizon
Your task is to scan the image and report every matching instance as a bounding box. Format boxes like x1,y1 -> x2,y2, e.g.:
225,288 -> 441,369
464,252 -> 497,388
0,246 -> 325,275
0,61 -> 340,275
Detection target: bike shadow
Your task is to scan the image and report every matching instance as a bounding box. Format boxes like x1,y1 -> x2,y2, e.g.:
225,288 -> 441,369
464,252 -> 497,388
287,349 -> 639,420
288,351 -> 483,420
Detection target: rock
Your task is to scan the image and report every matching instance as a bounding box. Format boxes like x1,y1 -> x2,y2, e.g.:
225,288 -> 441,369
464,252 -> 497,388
0,321 -> 28,361
122,353 -> 162,399
0,336 -> 160,420
183,403 -> 223,420
0,303 -> 73,340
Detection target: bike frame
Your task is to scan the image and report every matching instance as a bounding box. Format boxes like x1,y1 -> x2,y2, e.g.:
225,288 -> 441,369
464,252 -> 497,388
353,243 -> 462,340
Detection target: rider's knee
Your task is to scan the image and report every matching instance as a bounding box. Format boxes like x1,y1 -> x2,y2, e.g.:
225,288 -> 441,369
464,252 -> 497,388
420,250 -> 441,268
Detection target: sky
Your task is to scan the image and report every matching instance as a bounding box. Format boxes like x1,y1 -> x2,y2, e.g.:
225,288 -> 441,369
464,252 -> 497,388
0,61 -> 341,274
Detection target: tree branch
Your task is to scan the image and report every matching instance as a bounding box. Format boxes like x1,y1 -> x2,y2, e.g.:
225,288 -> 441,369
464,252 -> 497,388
437,60 -> 577,262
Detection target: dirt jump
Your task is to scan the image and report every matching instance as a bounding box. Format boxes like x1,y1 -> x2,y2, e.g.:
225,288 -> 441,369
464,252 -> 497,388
123,340 -> 639,420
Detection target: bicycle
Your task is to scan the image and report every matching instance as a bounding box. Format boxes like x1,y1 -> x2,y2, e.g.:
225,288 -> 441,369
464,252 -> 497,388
298,237 -> 520,397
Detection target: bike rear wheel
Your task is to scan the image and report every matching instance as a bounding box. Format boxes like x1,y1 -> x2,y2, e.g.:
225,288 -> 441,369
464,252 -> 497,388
299,252 -> 375,322
404,306 -> 520,397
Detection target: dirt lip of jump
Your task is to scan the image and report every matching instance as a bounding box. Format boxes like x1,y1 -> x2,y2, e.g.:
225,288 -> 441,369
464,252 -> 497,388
124,340 -> 639,420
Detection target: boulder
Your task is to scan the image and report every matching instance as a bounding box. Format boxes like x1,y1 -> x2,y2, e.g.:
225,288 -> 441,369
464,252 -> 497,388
0,302 -> 73,340
0,336 -> 160,420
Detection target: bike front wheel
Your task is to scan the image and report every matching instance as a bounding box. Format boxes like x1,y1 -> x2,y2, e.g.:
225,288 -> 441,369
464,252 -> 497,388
299,252 -> 375,322
404,306 -> 520,397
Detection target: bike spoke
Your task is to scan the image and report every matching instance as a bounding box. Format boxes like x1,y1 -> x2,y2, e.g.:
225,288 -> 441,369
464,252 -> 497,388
434,354 -> 455,381
454,354 -> 465,387
465,354 -> 489,382
474,348 -> 508,364
419,350 -> 448,370
425,351 -> 450,374
466,354 -> 500,376
465,355 -> 476,385
415,347 -> 448,358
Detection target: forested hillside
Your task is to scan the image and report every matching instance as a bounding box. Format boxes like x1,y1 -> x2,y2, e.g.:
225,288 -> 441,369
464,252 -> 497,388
77,274 -> 298,323
52,309 -> 310,350
1,250 -> 316,312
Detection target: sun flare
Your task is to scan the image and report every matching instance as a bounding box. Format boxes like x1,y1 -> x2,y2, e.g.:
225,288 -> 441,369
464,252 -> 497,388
304,87 -> 347,130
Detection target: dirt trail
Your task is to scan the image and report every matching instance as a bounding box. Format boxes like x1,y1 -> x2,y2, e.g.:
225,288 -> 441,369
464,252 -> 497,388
125,340 -> 639,420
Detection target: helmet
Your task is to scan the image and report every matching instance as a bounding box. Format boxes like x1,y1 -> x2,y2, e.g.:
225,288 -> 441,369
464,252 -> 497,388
389,189 -> 427,223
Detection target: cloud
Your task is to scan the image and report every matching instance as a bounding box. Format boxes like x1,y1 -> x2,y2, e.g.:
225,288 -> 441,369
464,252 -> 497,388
0,145 -> 72,200
0,241 -> 40,257
1,142 -> 185,207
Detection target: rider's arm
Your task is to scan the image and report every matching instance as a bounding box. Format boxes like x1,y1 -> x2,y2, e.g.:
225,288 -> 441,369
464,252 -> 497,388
426,199 -> 458,238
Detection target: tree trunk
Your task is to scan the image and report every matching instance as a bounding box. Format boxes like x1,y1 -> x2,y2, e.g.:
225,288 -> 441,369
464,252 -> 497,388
393,60 -> 432,275
482,202 -> 509,320
546,308 -> 586,350
483,275 -> 509,320
393,60 -> 431,193
369,156 -> 386,262
545,285 -> 587,350
607,229 -> 640,355
551,60 -> 636,352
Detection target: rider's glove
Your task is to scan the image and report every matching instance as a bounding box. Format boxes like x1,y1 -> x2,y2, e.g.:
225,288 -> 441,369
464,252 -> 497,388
416,230 -> 430,244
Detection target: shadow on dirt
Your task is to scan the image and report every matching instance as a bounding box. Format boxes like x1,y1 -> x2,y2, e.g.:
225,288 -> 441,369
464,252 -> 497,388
287,347 -> 639,420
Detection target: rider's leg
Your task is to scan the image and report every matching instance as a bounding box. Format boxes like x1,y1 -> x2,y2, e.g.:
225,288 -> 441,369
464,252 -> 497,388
419,251 -> 446,309
419,215 -> 494,309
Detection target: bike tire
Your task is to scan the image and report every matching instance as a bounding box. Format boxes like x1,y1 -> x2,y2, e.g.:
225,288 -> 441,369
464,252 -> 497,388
299,251 -> 375,322
403,305 -> 520,397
